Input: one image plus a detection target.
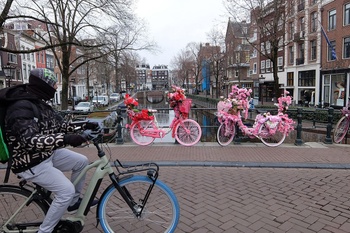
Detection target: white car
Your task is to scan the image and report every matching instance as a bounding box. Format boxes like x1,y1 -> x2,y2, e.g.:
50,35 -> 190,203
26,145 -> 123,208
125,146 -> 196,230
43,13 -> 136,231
92,96 -> 109,106
75,102 -> 94,112
110,93 -> 121,103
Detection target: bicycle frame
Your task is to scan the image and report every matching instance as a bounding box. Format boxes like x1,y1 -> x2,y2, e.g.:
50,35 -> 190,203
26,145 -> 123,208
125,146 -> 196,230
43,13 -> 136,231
126,107 -> 185,139
67,138 -> 159,221
2,134 -> 160,232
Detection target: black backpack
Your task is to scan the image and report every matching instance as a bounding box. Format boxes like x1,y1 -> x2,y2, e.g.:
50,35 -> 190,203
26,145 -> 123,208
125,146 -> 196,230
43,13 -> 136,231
0,85 -> 40,182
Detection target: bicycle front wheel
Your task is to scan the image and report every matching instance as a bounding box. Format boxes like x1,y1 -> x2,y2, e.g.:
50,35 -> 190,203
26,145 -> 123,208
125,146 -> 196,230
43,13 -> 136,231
259,122 -> 286,147
333,116 -> 350,143
130,120 -> 155,146
216,121 -> 235,146
175,119 -> 202,146
99,176 -> 180,233
0,185 -> 48,233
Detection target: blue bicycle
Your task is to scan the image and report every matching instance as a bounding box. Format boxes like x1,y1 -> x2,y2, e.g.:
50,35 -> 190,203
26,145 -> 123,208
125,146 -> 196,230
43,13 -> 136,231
0,128 -> 180,233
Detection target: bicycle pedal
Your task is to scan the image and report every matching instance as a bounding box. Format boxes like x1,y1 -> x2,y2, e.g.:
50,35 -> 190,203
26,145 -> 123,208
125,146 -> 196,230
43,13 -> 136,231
53,220 -> 83,233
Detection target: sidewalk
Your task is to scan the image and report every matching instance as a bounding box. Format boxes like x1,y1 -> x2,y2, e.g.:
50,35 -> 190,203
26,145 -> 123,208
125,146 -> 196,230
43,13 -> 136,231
70,141 -> 350,168
3,141 -> 350,233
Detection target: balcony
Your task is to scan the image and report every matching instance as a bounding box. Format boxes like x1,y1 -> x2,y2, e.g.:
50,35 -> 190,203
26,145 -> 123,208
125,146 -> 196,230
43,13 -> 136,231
293,31 -> 305,42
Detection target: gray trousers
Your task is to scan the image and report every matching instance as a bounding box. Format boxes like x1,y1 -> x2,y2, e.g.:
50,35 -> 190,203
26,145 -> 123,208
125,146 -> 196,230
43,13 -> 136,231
17,148 -> 89,233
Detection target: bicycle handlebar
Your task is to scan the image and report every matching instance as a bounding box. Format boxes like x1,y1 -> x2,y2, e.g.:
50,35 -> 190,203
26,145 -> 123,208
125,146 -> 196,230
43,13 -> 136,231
81,128 -> 104,143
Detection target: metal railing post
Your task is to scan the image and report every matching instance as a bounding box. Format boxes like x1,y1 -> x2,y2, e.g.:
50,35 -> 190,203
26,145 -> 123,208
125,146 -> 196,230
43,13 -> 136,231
294,107 -> 304,146
324,107 -> 333,144
116,109 -> 124,144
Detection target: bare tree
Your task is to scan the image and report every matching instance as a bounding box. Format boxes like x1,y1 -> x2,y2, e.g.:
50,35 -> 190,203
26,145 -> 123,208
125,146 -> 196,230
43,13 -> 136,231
185,42 -> 203,94
1,0 -> 152,109
225,0 -> 295,99
171,48 -> 195,89
119,52 -> 138,93
206,28 -> 225,98
99,22 -> 157,93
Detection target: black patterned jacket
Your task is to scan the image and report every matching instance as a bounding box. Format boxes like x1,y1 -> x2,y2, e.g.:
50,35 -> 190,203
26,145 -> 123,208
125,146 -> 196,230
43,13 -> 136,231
4,86 -> 75,173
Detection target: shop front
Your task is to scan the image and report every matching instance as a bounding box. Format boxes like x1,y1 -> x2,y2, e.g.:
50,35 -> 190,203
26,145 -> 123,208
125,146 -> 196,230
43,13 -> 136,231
321,70 -> 349,108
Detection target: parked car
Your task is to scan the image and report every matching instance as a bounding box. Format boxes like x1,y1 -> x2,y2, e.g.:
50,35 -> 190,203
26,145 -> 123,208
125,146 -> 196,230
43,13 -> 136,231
109,93 -> 121,103
75,102 -> 94,112
92,96 -> 109,107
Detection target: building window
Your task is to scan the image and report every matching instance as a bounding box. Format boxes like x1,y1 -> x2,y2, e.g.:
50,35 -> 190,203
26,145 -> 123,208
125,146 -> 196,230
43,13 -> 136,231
344,37 -> 350,59
289,46 -> 294,64
328,40 -> 336,61
345,3 -> 350,26
310,0 -> 318,5
278,57 -> 283,71
298,0 -> 305,11
310,40 -> 317,60
328,9 -> 336,30
299,17 -> 305,32
8,53 -> 17,63
287,72 -> 294,86
289,22 -> 294,40
298,70 -> 315,87
260,60 -> 265,73
299,43 -> 305,59
26,48 -> 30,60
23,63 -> 27,80
310,12 -> 317,32
253,63 -> 257,73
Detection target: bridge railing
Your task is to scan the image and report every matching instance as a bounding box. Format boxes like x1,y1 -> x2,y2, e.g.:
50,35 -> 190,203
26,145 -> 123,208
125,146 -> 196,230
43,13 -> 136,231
61,103 -> 344,145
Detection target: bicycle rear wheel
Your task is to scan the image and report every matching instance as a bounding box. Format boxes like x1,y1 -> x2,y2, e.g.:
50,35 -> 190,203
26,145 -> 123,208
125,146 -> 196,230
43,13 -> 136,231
216,121 -> 235,146
259,122 -> 286,147
333,116 -> 350,143
0,185 -> 48,233
175,119 -> 202,146
99,176 -> 180,233
130,120 -> 155,146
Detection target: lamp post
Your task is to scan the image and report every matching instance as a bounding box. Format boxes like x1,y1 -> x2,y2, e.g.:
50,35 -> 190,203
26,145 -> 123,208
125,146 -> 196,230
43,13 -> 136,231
2,65 -> 15,87
258,75 -> 265,105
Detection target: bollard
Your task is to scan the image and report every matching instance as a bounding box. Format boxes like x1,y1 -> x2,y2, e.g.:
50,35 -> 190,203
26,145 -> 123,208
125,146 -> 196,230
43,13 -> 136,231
324,107 -> 333,144
294,107 -> 304,146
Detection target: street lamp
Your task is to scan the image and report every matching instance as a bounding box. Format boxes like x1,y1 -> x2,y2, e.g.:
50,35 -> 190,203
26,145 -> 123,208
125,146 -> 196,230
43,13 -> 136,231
2,65 -> 15,87
258,75 -> 265,105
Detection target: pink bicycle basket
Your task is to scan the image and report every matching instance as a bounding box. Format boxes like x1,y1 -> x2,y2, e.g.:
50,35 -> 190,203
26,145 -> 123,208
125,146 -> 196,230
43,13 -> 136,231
179,99 -> 192,113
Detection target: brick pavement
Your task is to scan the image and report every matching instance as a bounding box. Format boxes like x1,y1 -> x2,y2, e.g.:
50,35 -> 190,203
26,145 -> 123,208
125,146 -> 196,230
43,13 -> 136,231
2,141 -> 350,232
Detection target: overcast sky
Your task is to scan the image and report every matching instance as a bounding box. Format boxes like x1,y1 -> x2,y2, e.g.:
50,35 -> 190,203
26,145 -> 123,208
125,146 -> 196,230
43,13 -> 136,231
135,0 -> 229,68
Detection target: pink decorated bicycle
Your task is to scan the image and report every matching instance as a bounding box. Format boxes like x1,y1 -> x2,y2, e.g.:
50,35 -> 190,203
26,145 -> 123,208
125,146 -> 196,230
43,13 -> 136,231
125,87 -> 202,146
216,85 -> 295,147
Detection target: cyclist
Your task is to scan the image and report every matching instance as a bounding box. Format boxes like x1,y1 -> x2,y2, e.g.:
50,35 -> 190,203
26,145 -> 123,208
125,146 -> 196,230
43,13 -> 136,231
4,68 -> 99,233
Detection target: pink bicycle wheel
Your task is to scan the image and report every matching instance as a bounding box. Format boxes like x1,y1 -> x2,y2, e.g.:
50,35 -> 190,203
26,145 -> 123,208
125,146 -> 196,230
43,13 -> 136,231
216,121 -> 235,146
333,116 -> 350,143
175,119 -> 201,146
130,120 -> 155,146
259,122 -> 286,147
